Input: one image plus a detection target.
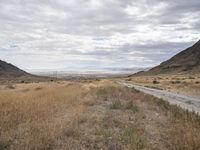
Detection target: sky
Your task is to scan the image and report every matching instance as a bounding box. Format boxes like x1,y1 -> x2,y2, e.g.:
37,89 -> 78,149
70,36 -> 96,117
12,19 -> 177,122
0,0 -> 200,71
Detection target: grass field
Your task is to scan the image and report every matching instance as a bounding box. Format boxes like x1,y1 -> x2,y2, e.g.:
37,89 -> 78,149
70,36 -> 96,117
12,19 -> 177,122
0,79 -> 200,149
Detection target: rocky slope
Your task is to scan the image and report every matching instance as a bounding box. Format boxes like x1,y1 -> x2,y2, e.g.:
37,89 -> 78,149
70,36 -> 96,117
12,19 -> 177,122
135,40 -> 200,75
0,60 -> 30,77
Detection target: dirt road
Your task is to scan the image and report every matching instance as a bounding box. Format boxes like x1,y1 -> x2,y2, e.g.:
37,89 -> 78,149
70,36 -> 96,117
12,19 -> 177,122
118,81 -> 200,114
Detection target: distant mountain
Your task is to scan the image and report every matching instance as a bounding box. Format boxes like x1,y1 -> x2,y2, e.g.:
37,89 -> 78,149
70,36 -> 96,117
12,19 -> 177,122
0,60 -> 30,78
134,40 -> 200,76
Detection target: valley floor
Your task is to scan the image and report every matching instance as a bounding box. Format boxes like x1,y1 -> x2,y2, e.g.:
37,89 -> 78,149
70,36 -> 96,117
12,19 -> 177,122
0,79 -> 200,149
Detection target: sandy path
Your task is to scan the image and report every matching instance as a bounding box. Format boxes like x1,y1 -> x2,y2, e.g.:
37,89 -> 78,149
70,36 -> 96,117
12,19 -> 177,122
118,81 -> 200,114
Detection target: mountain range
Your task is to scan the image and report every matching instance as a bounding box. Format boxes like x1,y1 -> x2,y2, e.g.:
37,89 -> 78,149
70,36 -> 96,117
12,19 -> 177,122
0,40 -> 200,78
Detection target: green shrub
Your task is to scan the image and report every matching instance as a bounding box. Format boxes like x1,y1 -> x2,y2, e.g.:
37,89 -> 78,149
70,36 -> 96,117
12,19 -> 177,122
110,100 -> 123,109
125,101 -> 139,113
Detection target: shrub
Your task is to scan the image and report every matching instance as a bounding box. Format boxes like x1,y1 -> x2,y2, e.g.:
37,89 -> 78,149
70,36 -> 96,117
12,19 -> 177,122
131,87 -> 140,93
171,80 -> 181,84
6,85 -> 15,89
126,78 -> 132,81
125,101 -> 139,113
189,76 -> 195,79
35,87 -> 43,91
110,100 -> 123,109
153,80 -> 159,84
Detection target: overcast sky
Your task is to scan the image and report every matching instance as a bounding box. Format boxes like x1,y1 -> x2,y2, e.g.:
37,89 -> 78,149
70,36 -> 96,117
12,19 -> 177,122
0,0 -> 199,71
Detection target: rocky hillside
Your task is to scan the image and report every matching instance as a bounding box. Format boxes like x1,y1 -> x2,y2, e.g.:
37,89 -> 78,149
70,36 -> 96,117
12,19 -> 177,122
0,60 -> 30,77
135,40 -> 200,75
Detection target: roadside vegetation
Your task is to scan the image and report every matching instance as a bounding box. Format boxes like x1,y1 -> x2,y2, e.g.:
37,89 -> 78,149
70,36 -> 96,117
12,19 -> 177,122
125,74 -> 200,96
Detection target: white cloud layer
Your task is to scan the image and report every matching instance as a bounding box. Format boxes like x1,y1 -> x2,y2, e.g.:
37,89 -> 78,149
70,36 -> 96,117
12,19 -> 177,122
0,0 -> 199,70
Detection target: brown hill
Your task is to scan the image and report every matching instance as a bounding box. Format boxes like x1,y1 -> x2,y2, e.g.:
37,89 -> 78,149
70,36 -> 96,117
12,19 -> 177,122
0,60 -> 30,78
134,40 -> 200,76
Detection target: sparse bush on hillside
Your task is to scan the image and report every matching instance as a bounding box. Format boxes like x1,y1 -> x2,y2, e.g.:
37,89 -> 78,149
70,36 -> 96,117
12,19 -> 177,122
22,89 -> 30,92
157,77 -> 162,80
153,80 -> 159,84
171,80 -> 181,84
6,85 -> 15,89
126,78 -> 132,81
35,87 -> 43,91
131,87 -> 140,93
110,100 -> 123,109
125,101 -> 139,113
189,76 -> 195,79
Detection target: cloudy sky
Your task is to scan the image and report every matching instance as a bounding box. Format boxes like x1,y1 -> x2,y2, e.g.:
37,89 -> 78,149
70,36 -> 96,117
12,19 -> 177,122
0,0 -> 199,71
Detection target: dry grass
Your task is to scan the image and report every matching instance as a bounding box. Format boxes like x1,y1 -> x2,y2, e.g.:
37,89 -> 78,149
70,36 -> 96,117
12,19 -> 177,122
95,85 -> 200,149
148,97 -> 200,149
124,74 -> 200,96
93,86 -> 148,149
0,81 -> 88,149
0,80 -> 200,149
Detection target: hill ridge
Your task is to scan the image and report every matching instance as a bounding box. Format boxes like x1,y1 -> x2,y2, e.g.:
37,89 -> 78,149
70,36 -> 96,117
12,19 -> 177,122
134,40 -> 200,75
0,60 -> 30,77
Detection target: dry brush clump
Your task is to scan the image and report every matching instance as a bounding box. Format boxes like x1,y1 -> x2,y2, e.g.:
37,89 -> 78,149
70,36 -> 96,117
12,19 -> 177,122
5,85 -> 15,89
171,80 -> 181,84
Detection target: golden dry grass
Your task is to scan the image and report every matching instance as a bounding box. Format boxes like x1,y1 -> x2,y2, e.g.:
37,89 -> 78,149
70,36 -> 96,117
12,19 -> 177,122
0,81 -> 89,149
124,74 -> 200,96
0,80 -> 200,149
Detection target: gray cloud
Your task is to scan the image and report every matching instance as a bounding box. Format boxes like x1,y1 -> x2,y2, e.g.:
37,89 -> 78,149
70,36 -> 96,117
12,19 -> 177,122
0,0 -> 199,70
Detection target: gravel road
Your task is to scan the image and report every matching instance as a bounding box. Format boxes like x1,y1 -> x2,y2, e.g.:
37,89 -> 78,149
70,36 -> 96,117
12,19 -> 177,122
118,81 -> 200,114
